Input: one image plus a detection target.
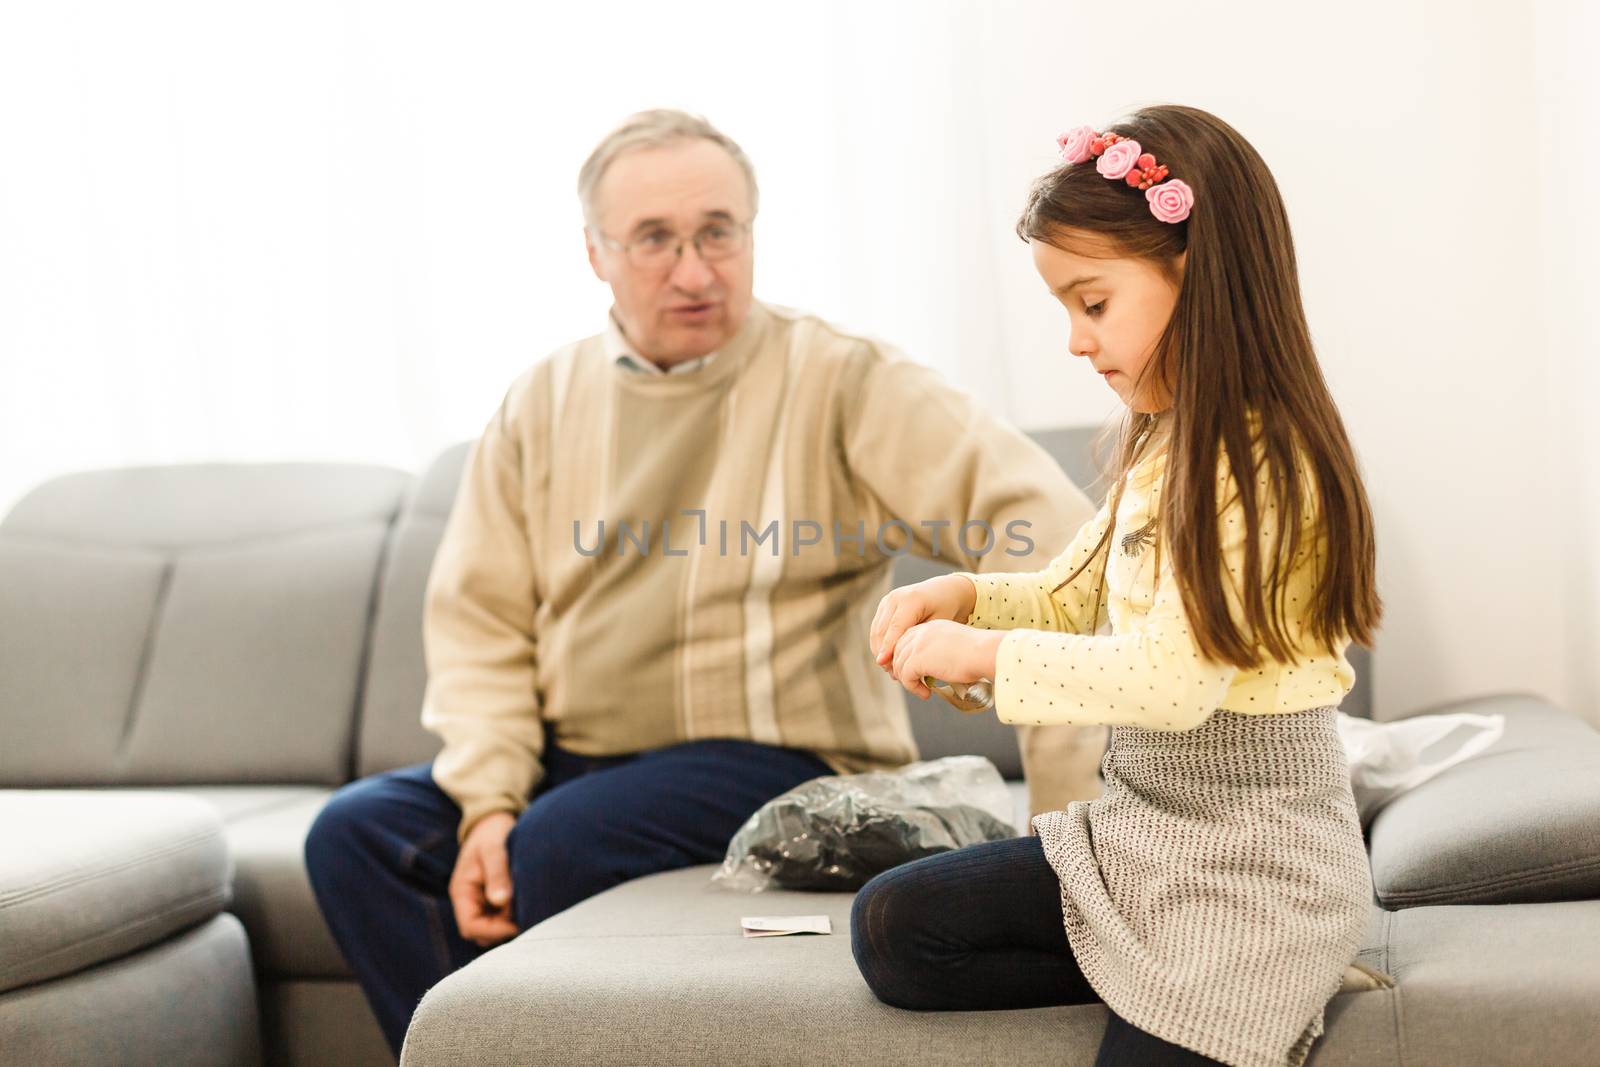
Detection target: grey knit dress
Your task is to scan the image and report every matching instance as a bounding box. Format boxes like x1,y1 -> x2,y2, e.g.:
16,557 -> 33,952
1032,704 -> 1372,1067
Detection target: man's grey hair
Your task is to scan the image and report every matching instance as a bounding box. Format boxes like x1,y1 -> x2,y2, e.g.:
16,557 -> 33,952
577,109 -> 759,229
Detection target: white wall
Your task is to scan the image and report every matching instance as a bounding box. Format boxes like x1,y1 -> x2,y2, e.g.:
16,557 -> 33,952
963,0 -> 1592,723
1,0 -> 1593,723
1535,0 -> 1600,727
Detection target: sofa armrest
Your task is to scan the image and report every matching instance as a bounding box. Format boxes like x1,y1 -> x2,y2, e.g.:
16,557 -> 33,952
1366,693 -> 1600,908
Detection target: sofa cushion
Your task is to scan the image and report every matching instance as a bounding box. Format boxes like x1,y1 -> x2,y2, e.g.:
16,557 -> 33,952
1355,899 -> 1600,1065
0,913 -> 261,1066
402,865 -> 1408,1067
0,463 -> 411,787
144,786 -> 350,979
1366,693 -> 1600,908
408,866 -> 1600,1067
260,978 -> 392,1067
0,790 -> 232,993
355,444 -> 466,778
1,463 -> 409,547
0,540 -> 172,783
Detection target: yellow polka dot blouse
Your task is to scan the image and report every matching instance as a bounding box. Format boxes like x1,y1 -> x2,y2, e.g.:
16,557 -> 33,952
957,442 -> 1355,731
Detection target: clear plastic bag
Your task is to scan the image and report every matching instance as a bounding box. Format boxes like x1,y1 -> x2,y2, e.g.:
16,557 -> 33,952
1335,709 -> 1505,826
712,755 -> 1017,892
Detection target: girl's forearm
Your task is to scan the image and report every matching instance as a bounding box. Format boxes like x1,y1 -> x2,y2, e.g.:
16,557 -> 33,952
972,627 -> 1005,679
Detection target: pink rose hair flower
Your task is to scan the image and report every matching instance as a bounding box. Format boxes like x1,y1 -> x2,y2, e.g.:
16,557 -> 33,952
1096,139 -> 1143,180
1057,125 -> 1097,165
1054,125 -> 1194,224
1147,179 -> 1194,224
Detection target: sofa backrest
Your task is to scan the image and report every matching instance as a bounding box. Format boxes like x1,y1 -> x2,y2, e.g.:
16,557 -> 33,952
0,430 -> 1371,789
350,427 -> 1372,781
354,444 -> 470,778
0,463 -> 410,786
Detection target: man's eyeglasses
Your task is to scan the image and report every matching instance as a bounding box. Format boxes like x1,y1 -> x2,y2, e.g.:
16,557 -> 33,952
591,220 -> 751,271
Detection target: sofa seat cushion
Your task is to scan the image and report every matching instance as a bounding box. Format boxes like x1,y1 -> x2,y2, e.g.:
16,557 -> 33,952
0,790 -> 231,993
153,786 -> 349,978
148,780 -> 1028,983
0,913 -> 262,1066
70,785 -> 348,978
403,865 -> 1409,1067
1366,694 -> 1600,908
1352,899 -> 1600,1065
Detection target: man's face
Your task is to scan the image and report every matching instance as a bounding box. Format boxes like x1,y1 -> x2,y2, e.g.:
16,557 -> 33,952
585,138 -> 755,366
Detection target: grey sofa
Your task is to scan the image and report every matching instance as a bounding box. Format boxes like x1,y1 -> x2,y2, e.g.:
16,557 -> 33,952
2,427 -> 1597,1067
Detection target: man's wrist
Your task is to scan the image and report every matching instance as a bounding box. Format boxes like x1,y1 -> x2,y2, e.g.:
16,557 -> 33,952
458,804 -> 520,845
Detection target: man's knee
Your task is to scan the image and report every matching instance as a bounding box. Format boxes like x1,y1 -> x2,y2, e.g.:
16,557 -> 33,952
305,764 -> 446,875
504,796 -> 631,930
304,785 -> 367,884
304,773 -> 418,888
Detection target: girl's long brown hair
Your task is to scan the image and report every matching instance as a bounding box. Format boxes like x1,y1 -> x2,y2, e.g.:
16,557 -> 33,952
1021,104 -> 1381,668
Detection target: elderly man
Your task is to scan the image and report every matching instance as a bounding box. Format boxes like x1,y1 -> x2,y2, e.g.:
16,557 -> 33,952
304,109 -> 1102,1057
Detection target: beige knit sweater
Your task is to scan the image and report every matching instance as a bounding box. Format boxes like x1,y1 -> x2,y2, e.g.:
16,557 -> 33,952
420,301 -> 1100,842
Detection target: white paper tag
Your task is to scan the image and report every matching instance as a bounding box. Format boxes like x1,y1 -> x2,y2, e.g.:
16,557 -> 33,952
740,915 -> 833,938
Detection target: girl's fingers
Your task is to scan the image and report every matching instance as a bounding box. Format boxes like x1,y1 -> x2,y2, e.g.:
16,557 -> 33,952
877,624 -> 899,664
878,612 -> 910,665
882,602 -> 933,664
896,669 -> 931,700
890,626 -> 940,700
868,596 -> 893,656
883,616 -> 915,667
871,594 -> 913,659
890,629 -> 914,681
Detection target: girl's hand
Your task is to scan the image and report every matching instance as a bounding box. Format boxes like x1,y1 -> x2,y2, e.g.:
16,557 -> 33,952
870,575 -> 978,670
888,620 -> 1004,700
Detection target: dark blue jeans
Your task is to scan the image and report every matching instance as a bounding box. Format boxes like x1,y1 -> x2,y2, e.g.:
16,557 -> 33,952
303,731 -> 832,1057
851,836 -> 1225,1066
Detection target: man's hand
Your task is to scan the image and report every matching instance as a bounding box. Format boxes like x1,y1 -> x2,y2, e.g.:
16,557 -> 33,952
448,811 -> 520,948
869,575 -> 978,671
888,620 -> 1005,700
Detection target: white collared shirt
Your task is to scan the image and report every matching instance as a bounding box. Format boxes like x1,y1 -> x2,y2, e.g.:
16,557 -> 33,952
604,311 -> 718,376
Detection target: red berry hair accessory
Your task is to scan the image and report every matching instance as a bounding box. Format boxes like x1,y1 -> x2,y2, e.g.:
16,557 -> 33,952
1055,126 -> 1194,224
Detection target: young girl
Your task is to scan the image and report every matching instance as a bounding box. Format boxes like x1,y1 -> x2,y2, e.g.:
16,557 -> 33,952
854,104 -> 1382,1067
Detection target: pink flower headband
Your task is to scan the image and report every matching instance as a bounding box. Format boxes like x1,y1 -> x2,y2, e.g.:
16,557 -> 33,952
1056,125 -> 1194,224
